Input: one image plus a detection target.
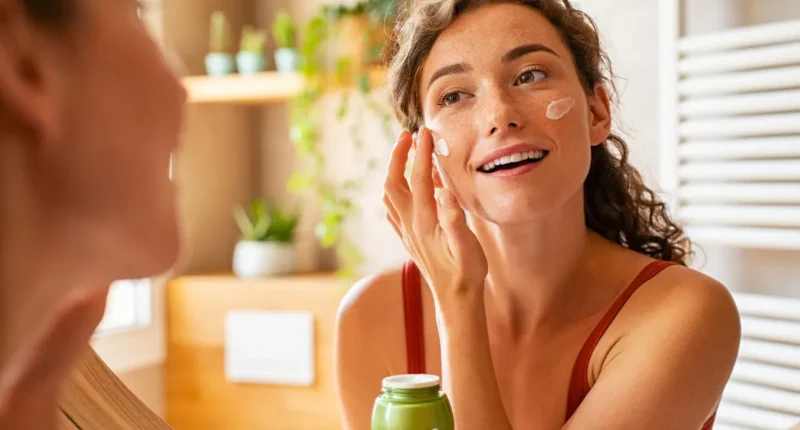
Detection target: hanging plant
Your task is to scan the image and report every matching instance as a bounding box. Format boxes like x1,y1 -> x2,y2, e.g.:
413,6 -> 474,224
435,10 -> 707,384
287,1 -> 399,279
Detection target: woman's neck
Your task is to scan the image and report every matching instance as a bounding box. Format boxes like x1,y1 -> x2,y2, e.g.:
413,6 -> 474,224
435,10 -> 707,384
472,191 -> 612,331
0,140 -> 96,370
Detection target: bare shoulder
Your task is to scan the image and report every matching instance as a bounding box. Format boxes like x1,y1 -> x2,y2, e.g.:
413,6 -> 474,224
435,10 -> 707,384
610,263 -> 741,368
335,267 -> 407,368
337,267 -> 404,328
582,263 -> 742,425
634,264 -> 740,338
335,268 -> 406,428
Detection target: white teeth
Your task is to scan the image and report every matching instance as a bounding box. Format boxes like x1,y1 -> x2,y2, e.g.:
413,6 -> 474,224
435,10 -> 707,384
480,150 -> 546,172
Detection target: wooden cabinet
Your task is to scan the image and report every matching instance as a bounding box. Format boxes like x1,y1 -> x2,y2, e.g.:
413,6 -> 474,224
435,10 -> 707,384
165,273 -> 348,429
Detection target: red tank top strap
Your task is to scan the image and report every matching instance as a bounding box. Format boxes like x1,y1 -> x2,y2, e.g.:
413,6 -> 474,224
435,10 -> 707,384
402,260 -> 426,374
565,260 -> 675,421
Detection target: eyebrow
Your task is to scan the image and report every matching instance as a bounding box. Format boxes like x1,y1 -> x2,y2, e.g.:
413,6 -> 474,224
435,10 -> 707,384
502,43 -> 559,63
427,62 -> 473,91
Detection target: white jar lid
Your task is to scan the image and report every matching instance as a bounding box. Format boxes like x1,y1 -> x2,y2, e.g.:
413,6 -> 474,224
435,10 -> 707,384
382,374 -> 440,389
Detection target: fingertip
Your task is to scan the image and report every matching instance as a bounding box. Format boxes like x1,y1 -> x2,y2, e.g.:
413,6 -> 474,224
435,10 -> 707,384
396,130 -> 411,146
417,127 -> 434,158
421,126 -> 432,145
391,130 -> 414,161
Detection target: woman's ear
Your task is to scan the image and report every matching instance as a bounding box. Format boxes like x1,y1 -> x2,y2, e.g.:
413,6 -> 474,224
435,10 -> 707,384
0,1 -> 62,145
587,84 -> 612,146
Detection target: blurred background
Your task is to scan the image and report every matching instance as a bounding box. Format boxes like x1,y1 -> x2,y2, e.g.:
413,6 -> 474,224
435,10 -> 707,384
92,0 -> 800,428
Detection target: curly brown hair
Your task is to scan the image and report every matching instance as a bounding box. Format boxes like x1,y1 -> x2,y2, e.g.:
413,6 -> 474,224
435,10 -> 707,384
386,0 -> 691,264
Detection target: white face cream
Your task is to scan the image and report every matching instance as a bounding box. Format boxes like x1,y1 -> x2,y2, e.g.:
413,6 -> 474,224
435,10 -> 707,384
546,97 -> 576,120
433,153 -> 454,190
424,122 -> 450,157
434,138 -> 450,156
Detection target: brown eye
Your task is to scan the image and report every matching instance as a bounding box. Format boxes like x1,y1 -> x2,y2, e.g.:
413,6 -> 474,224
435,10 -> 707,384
438,91 -> 470,107
515,69 -> 546,85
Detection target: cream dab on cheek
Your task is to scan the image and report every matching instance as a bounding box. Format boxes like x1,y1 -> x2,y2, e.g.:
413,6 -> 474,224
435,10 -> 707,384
546,97 -> 576,120
434,138 -> 450,156
424,123 -> 450,157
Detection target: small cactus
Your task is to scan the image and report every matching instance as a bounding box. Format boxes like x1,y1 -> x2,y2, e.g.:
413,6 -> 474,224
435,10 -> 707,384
272,11 -> 297,49
209,11 -> 229,52
240,26 -> 267,53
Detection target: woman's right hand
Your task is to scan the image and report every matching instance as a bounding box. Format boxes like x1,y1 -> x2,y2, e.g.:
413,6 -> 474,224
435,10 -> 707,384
382,128 -> 489,304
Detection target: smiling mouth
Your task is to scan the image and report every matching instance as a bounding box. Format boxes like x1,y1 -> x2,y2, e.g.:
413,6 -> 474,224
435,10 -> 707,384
478,150 -> 549,173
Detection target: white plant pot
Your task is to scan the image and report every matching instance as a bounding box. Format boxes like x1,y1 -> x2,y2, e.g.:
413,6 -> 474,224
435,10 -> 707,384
274,48 -> 299,72
233,241 -> 295,278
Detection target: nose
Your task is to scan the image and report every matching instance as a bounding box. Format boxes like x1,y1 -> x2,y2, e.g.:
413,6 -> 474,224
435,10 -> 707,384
482,87 -> 523,138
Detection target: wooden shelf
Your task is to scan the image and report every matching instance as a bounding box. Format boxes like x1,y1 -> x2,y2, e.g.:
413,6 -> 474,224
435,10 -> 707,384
183,72 -> 305,105
182,68 -> 388,105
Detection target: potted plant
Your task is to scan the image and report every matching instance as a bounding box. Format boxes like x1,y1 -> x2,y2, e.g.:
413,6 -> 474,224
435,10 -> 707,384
205,11 -> 235,76
322,0 -> 397,85
232,199 -> 299,278
237,26 -> 268,75
272,11 -> 300,73
285,2 -> 400,278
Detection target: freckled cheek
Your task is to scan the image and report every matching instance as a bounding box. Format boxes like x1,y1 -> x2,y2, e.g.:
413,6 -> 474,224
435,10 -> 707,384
529,95 -> 590,152
550,107 -> 591,153
428,114 -> 474,161
426,126 -> 475,198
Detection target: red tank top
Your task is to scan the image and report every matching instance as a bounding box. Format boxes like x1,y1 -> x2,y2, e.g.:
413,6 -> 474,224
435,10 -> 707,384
401,260 -> 716,429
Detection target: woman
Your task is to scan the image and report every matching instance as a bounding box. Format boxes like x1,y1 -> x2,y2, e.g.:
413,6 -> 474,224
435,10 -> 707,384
0,0 -> 184,428
335,1 -> 741,429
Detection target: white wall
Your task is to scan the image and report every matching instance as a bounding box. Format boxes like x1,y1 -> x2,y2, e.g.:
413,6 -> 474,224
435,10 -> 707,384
578,0 -> 800,297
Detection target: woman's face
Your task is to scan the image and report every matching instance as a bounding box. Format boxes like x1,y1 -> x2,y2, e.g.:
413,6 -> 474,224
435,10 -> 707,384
1,0 -> 186,277
419,3 -> 611,225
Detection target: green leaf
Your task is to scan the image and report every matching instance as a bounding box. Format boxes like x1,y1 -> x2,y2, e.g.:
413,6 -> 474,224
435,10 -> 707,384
367,42 -> 384,63
335,240 -> 363,279
286,171 -> 315,193
335,57 -> 352,84
342,179 -> 361,191
357,73 -> 371,93
233,205 -> 254,239
335,267 -> 357,279
300,58 -> 319,78
295,139 -> 316,157
272,11 -> 296,49
322,210 -> 343,225
315,221 -> 340,248
264,205 -> 300,243
250,199 -> 266,223
337,92 -> 350,119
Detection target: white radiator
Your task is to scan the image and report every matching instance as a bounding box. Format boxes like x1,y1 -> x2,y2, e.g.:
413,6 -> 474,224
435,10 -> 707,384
714,293 -> 800,430
659,0 -> 800,251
